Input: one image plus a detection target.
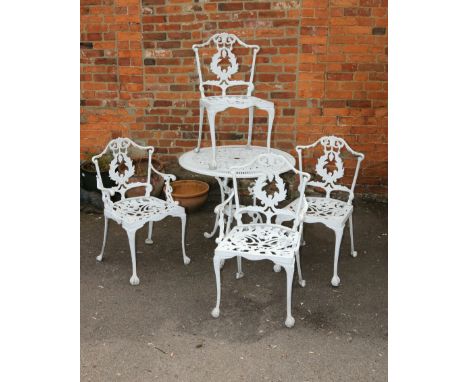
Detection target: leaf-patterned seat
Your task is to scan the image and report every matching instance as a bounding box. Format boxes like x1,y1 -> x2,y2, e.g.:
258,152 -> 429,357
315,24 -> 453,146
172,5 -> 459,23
284,197 -> 353,223
201,95 -> 273,111
216,224 -> 300,259
110,196 -> 183,225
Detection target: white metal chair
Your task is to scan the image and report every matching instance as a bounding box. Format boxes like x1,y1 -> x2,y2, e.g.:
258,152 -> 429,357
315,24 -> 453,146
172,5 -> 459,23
92,138 -> 190,286
192,32 -> 274,169
210,153 -> 311,328
277,136 -> 365,287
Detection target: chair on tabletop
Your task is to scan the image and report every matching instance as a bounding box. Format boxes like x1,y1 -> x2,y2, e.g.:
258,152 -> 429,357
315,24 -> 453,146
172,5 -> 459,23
192,32 -> 275,169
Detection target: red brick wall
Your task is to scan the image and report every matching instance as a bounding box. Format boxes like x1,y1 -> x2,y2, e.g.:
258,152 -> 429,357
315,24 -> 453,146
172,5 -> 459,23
81,0 -> 388,196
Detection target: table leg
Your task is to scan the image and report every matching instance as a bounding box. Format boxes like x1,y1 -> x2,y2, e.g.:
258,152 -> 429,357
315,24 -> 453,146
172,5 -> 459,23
204,177 -> 231,239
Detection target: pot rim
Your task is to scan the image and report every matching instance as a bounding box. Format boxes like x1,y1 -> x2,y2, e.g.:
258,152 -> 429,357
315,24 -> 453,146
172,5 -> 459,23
171,180 -> 209,198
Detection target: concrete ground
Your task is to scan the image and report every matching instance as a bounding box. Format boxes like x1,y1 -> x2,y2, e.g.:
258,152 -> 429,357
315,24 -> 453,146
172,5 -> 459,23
81,198 -> 387,382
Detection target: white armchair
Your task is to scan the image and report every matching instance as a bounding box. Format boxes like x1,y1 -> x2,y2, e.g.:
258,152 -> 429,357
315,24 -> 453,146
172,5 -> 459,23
277,136 -> 365,287
92,138 -> 190,286
210,153 -> 311,328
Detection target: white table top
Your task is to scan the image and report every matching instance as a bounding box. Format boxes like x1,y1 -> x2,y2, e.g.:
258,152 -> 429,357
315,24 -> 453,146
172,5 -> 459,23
178,145 -> 295,179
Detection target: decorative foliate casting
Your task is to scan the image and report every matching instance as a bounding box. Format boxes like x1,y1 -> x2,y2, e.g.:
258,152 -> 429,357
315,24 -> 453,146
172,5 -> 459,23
193,32 -> 258,97
210,152 -> 311,328
298,136 -> 365,202
280,137 -> 365,288
92,138 -> 190,286
217,225 -> 299,257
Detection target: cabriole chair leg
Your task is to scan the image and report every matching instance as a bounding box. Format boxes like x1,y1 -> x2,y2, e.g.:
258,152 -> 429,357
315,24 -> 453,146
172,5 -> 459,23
331,228 -> 344,287
126,229 -> 140,286
180,214 -> 190,265
207,111 -> 217,169
145,221 -> 154,245
247,106 -> 254,148
211,254 -> 222,318
195,104 -> 205,153
295,250 -> 306,287
284,263 -> 295,328
349,214 -> 357,257
236,256 -> 244,279
96,217 -> 109,262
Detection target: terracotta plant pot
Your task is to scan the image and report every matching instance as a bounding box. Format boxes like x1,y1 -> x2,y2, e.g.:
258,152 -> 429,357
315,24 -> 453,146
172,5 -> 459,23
125,158 -> 165,198
170,180 -> 209,212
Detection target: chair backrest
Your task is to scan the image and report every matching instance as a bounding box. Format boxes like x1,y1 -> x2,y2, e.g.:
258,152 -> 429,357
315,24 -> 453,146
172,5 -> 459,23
297,136 -> 365,204
192,32 -> 260,98
92,137 -> 154,204
230,154 -> 311,231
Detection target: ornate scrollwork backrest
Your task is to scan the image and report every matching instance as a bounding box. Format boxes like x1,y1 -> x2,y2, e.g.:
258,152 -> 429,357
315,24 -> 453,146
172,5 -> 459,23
192,33 -> 260,97
297,136 -> 365,203
231,154 -> 310,230
92,138 -> 154,206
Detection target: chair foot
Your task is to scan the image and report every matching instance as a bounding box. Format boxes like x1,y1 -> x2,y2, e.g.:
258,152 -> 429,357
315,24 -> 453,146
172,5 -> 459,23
145,239 -> 153,245
235,272 -> 244,279
194,147 -> 200,153
285,316 -> 295,328
211,307 -> 220,318
129,275 -> 140,286
298,279 -> 306,288
273,264 -> 282,273
331,275 -> 340,287
209,161 -> 217,170
183,256 -> 191,265
351,250 -> 357,258
301,239 -> 306,246
96,254 -> 103,262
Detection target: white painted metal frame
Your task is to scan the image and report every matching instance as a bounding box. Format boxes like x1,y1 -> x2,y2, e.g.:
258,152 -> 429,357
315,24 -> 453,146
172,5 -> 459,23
92,137 -> 190,286
192,32 -> 275,169
178,145 -> 295,240
277,136 -> 365,287
210,153 -> 311,328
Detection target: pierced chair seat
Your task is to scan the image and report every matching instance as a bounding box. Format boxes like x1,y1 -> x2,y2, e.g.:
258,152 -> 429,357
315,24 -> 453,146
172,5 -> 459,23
216,224 -> 300,260
109,196 -> 183,228
283,197 -> 353,227
201,95 -> 273,112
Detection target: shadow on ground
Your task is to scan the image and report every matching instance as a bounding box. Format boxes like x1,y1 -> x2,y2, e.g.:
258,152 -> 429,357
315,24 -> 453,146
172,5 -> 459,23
81,198 -> 387,382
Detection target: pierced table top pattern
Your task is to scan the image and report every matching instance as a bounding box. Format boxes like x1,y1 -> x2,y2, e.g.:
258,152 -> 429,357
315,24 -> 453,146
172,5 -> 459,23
179,145 -> 295,178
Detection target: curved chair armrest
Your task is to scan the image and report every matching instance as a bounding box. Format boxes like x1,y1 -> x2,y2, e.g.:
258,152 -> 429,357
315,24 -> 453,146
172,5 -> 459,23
151,164 -> 176,182
214,191 -> 235,215
151,165 -> 178,204
214,191 -> 235,243
96,181 -> 116,208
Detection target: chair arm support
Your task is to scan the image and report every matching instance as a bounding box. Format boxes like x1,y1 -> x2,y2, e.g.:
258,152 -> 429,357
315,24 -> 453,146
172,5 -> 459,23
214,191 -> 235,215
151,165 -> 178,204
96,180 -> 116,208
214,191 -> 235,243
151,164 -> 176,182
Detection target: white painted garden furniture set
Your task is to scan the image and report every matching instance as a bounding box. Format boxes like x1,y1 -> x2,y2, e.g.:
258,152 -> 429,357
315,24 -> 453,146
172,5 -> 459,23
91,33 -> 365,328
